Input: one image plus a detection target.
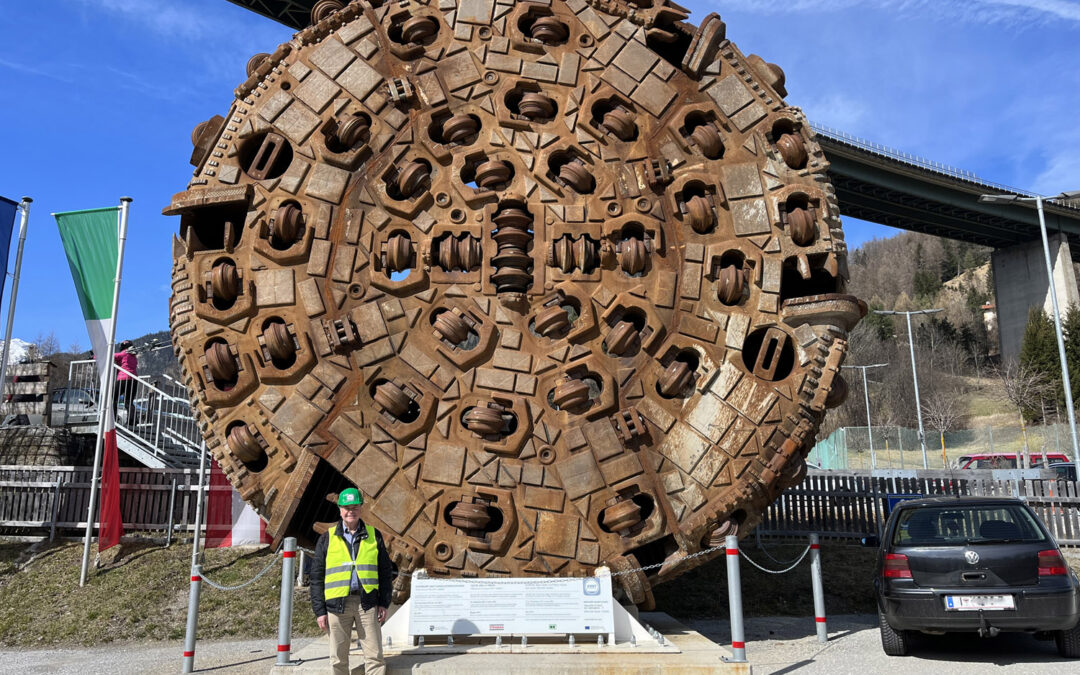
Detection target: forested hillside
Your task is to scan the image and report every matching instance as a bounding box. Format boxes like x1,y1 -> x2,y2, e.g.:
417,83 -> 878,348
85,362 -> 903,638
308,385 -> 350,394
830,230 -> 1080,439
826,232 -> 996,436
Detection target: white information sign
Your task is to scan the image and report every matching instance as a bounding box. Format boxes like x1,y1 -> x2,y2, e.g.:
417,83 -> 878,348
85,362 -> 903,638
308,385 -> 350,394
408,574 -> 614,636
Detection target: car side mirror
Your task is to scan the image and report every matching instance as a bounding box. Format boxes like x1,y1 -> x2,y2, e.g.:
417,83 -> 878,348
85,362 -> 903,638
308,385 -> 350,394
861,535 -> 880,548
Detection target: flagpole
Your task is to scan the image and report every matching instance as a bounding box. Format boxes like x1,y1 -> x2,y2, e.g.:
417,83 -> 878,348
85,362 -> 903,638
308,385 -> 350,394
0,197 -> 31,398
80,197 -> 132,587
191,439 -> 208,569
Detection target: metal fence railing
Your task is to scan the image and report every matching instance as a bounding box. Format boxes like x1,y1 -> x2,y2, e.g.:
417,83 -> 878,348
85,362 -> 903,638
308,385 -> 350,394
0,465 -> 214,534
813,424 -> 1080,471
62,359 -> 202,467
5,465 -> 1079,548
761,470 -> 1080,546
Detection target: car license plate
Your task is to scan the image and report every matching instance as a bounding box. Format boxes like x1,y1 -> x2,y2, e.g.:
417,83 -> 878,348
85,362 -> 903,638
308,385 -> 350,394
944,594 -> 1015,611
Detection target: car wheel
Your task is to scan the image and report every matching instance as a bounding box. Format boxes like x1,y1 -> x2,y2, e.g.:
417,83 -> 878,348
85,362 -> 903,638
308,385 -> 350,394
878,609 -> 909,656
1057,622 -> 1080,658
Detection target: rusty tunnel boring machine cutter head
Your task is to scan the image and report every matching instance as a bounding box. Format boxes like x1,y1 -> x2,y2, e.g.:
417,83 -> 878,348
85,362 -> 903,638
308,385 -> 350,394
165,0 -> 865,608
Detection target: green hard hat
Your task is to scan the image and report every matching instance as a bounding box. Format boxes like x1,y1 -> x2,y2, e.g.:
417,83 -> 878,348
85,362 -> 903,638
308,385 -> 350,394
338,488 -> 363,506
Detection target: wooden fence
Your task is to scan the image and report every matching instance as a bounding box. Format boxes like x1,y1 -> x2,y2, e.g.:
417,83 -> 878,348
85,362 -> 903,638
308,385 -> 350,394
0,465 -> 213,535
3,466 -> 1080,546
761,470 -> 1080,545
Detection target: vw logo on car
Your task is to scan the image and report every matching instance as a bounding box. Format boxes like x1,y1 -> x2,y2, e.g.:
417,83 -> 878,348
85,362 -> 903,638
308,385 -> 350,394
965,550 -> 980,565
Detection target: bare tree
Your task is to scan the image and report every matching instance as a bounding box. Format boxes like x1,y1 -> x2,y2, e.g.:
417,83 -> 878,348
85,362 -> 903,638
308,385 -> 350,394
921,390 -> 964,467
26,331 -> 60,362
997,360 -> 1054,468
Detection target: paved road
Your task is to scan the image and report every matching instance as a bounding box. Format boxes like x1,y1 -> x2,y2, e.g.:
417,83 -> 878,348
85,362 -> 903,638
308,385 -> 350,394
0,638 -> 320,675
687,614 -> 1068,674
1,616 -> 1072,674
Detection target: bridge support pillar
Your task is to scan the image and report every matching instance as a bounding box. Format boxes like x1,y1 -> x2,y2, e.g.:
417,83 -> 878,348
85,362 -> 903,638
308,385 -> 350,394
992,232 -> 1079,360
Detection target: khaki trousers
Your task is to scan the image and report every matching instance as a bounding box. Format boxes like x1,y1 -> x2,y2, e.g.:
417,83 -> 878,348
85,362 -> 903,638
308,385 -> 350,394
326,596 -> 385,675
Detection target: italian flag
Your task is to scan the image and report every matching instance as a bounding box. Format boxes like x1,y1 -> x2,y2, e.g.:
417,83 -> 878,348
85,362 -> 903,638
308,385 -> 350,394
55,207 -> 124,551
204,458 -> 272,547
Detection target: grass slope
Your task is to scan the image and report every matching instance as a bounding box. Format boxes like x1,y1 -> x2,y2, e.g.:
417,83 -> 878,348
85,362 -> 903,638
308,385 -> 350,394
2,538 -> 1077,647
0,540 -> 320,648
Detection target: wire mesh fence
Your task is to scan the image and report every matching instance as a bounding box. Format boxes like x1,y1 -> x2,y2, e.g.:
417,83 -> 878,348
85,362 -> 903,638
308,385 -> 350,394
812,424 -> 1079,470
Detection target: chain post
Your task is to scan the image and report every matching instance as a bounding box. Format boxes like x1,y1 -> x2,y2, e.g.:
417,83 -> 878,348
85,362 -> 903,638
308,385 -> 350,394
182,563 -> 202,674
725,534 -> 747,662
166,478 -> 178,548
277,537 -> 297,664
809,533 -> 827,643
49,478 -> 63,542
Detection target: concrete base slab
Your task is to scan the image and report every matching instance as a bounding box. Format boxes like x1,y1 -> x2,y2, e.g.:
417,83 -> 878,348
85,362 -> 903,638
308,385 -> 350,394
271,612 -> 749,674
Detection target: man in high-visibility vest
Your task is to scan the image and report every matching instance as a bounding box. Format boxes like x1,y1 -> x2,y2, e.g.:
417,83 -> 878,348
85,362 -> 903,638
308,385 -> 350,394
310,488 -> 391,675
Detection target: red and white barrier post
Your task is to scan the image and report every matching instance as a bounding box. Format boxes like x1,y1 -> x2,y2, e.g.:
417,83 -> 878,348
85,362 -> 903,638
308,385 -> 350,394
182,563 -> 202,673
277,537 -> 297,665
809,533 -> 827,643
725,534 -> 747,662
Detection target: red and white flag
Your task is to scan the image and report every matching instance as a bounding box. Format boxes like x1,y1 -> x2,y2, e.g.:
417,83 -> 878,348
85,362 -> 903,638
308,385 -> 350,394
204,458 -> 272,547
55,206 -> 125,551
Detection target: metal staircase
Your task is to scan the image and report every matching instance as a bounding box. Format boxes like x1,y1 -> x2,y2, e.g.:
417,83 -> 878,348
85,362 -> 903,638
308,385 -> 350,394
62,360 -> 203,469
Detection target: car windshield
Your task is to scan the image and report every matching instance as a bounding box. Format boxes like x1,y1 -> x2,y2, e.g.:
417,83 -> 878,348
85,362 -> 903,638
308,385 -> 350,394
975,457 -> 1017,469
892,504 -> 1047,546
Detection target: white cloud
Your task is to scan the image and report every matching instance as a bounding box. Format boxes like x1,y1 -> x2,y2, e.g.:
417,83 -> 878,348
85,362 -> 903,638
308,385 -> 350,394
0,57 -> 75,84
798,93 -> 868,132
1031,130 -> 1080,195
63,0 -> 293,87
984,0 -> 1080,20
713,0 -> 1080,23
71,0 -> 214,40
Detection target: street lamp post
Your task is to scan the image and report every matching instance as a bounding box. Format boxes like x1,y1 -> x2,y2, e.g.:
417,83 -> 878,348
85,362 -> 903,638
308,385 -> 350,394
979,190 -> 1080,468
842,363 -> 888,469
874,309 -> 943,469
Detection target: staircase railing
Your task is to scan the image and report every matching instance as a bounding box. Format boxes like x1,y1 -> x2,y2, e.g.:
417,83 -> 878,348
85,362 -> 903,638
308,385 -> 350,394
63,359 -> 203,467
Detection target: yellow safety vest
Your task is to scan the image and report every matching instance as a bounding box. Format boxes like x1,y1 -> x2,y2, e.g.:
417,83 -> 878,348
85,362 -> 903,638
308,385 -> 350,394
324,524 -> 379,599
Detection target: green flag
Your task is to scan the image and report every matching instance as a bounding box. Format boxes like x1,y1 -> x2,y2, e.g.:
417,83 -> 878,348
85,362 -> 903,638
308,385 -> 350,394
54,205 -> 125,553
55,207 -> 119,323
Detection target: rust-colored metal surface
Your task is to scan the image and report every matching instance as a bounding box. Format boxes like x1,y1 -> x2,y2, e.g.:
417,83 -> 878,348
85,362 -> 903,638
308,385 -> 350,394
166,0 -> 864,607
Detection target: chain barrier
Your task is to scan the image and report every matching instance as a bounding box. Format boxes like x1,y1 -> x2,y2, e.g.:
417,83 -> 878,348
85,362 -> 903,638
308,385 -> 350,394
198,551 -> 281,591
739,544 -> 811,575
299,539 -> 809,580
755,529 -> 807,566
610,541 -> 729,577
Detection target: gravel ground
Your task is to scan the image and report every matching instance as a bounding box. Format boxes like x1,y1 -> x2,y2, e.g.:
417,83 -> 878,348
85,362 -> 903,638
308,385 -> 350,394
1,616 -> 1072,674
0,637 -> 319,674
687,614 -> 1068,674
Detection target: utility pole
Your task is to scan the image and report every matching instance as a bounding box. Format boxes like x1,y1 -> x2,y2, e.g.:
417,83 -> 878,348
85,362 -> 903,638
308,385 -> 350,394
980,190 -> 1080,468
842,363 -> 888,468
874,309 -> 943,469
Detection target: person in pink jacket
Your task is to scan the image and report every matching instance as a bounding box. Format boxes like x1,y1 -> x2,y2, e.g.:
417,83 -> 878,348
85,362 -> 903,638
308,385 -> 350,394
113,340 -> 138,424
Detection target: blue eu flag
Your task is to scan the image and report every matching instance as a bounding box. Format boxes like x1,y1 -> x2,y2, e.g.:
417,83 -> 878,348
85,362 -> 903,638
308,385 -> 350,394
0,197 -> 18,308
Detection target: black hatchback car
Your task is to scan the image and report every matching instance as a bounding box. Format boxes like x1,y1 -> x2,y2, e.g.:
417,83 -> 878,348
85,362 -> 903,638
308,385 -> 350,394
873,497 -> 1080,657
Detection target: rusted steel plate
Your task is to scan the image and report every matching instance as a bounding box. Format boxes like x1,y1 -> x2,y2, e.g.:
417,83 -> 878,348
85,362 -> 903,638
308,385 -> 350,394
166,0 -> 864,607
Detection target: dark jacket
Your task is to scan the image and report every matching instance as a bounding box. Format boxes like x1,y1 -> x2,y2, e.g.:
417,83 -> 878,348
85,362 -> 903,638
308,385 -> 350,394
310,518 -> 392,617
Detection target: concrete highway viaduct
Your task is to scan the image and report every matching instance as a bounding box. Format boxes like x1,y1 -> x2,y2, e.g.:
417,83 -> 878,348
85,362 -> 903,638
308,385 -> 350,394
227,0 -> 1080,358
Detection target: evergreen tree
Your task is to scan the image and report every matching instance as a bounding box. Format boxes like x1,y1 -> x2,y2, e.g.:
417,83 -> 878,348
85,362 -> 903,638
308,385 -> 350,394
865,301 -> 896,340
913,269 -> 942,300
961,248 -> 981,271
1019,307 -> 1061,418
941,240 -> 959,281
1063,304 -> 1080,407
912,243 -> 942,299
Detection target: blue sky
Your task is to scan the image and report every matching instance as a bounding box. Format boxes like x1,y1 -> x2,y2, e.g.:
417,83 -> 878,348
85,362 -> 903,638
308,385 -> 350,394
0,0 -> 1077,350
